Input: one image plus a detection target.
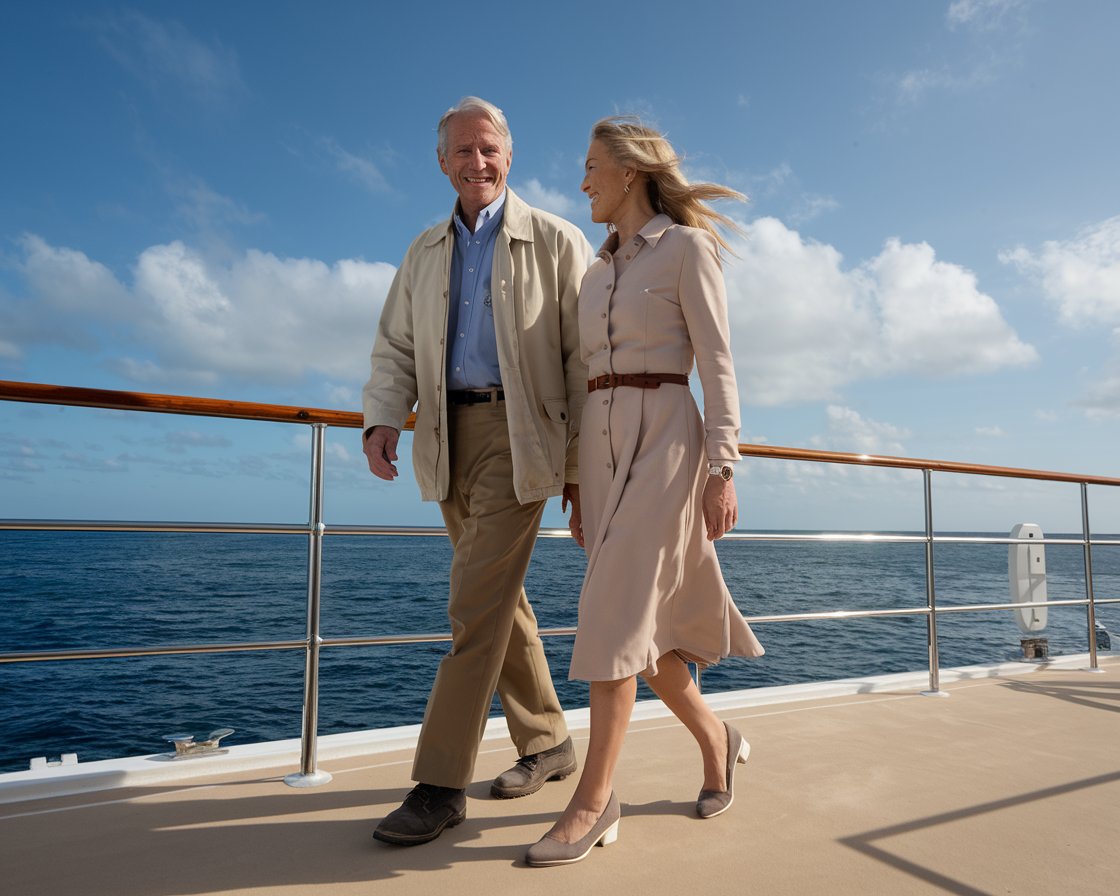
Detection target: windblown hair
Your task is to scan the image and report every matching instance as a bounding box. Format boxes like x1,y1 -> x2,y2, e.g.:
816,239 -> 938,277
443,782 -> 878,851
437,96 -> 513,157
590,116 -> 745,254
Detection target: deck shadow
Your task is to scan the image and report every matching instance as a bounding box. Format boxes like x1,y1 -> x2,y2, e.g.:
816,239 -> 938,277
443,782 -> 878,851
838,769 -> 1120,896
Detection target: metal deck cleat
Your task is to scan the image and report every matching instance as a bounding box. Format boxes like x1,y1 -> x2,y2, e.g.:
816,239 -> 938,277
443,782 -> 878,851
162,727 -> 235,760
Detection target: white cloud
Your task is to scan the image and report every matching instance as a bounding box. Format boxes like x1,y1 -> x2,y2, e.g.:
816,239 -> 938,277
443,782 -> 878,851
787,193 -> 840,226
1075,359 -> 1120,420
514,178 -> 578,218
889,0 -> 1027,105
1000,216 -> 1120,326
163,430 -> 233,453
739,163 -> 836,226
0,236 -> 139,357
1001,216 -> 1120,416
326,384 -> 357,407
319,138 -> 391,194
893,62 -> 1001,105
725,217 -> 1037,406
7,234 -> 397,388
17,234 -> 133,315
131,243 -> 397,382
947,0 -> 1027,31
91,11 -> 248,108
817,405 -> 911,456
169,178 -> 266,232
976,425 -> 1005,437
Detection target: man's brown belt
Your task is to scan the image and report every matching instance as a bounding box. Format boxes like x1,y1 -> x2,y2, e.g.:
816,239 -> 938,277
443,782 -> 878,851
587,373 -> 689,392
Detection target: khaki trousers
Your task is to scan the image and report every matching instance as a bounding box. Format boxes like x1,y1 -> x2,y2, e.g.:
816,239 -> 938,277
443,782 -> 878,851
411,401 -> 569,788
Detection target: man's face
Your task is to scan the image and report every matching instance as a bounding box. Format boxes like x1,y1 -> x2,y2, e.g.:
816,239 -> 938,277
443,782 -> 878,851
438,111 -> 512,217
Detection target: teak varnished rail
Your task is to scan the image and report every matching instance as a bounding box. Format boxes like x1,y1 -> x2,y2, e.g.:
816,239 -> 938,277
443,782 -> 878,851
4,379 -> 1119,486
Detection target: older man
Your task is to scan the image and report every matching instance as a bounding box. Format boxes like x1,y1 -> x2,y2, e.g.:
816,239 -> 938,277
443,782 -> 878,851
362,96 -> 592,846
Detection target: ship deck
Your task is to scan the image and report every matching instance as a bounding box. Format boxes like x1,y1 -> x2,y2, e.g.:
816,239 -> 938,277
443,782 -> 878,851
3,656 -> 1118,896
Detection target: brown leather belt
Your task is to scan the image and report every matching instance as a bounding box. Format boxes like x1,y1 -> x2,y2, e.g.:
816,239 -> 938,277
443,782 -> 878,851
587,373 -> 689,392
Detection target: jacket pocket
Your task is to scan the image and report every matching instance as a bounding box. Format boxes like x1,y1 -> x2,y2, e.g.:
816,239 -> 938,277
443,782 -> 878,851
542,398 -> 570,426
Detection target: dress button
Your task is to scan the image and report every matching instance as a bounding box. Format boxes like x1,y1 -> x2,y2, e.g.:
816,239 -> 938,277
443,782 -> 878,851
602,429 -> 607,435
601,313 -> 606,318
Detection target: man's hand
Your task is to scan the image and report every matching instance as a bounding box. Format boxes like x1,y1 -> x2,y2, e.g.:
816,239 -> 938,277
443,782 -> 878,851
702,475 -> 738,541
562,482 -> 583,548
363,426 -> 400,480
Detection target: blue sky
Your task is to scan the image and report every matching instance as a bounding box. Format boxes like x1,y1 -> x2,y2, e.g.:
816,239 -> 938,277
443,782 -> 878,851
2,0 -> 1120,534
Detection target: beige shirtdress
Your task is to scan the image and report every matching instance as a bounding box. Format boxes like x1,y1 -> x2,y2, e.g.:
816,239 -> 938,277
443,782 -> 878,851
569,214 -> 765,682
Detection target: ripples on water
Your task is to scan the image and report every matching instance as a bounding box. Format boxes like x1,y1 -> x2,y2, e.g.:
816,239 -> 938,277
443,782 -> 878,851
1,531 -> 1117,773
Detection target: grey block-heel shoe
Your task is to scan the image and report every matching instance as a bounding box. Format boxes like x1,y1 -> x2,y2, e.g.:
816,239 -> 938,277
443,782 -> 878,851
696,722 -> 750,819
525,791 -> 621,867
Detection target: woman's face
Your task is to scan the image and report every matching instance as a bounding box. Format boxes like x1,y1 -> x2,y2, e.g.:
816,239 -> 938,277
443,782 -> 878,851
581,138 -> 630,225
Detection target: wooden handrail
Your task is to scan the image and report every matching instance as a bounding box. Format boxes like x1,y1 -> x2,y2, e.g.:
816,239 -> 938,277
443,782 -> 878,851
3,379 -> 1119,486
0,379 -> 380,429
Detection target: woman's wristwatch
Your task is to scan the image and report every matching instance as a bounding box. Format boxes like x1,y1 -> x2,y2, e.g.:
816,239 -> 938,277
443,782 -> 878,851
707,463 -> 733,481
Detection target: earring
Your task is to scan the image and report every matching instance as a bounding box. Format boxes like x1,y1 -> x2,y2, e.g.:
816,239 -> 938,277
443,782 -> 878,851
624,183 -> 630,194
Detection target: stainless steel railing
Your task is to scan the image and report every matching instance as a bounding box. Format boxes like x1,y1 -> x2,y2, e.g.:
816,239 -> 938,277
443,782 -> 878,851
2,380 -> 1118,784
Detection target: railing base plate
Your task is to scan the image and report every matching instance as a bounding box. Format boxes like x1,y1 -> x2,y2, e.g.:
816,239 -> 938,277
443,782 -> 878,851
919,689 -> 951,698
284,770 -> 333,788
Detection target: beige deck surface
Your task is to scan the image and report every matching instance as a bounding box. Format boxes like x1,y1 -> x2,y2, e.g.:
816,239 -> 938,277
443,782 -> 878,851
3,659 -> 1118,896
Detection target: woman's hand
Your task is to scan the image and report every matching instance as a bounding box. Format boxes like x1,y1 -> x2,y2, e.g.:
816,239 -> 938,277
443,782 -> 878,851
702,475 -> 738,541
562,482 -> 584,548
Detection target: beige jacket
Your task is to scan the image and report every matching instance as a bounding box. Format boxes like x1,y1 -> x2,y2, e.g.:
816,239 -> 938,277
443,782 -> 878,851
362,188 -> 593,504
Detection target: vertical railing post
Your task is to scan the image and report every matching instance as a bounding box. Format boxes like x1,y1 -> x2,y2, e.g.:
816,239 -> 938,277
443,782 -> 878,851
285,423 -> 333,787
921,469 -> 948,697
1081,482 -> 1104,674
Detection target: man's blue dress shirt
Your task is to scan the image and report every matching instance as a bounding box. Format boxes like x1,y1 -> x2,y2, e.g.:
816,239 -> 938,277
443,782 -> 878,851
446,192 -> 505,390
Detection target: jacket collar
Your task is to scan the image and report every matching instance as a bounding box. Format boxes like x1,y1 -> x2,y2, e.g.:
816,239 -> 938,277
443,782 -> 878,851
423,187 -> 532,247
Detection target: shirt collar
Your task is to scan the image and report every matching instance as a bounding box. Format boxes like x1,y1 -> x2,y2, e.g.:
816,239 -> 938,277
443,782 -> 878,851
596,213 -> 674,259
454,190 -> 507,236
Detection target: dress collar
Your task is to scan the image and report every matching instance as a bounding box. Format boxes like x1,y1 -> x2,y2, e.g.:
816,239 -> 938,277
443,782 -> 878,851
596,213 -> 674,260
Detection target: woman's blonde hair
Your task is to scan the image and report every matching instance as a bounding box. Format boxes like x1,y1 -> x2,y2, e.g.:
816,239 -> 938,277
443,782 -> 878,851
590,116 -> 745,254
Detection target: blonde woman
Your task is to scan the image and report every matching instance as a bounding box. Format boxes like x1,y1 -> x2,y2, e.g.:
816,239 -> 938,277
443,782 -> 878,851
526,118 -> 765,867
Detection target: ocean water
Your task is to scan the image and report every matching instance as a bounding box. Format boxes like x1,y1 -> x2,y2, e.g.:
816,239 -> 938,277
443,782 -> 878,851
1,530 -> 1117,774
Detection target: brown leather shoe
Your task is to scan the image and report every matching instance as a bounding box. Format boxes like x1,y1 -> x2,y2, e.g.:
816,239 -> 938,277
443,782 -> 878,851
373,783 -> 466,846
491,736 -> 578,799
